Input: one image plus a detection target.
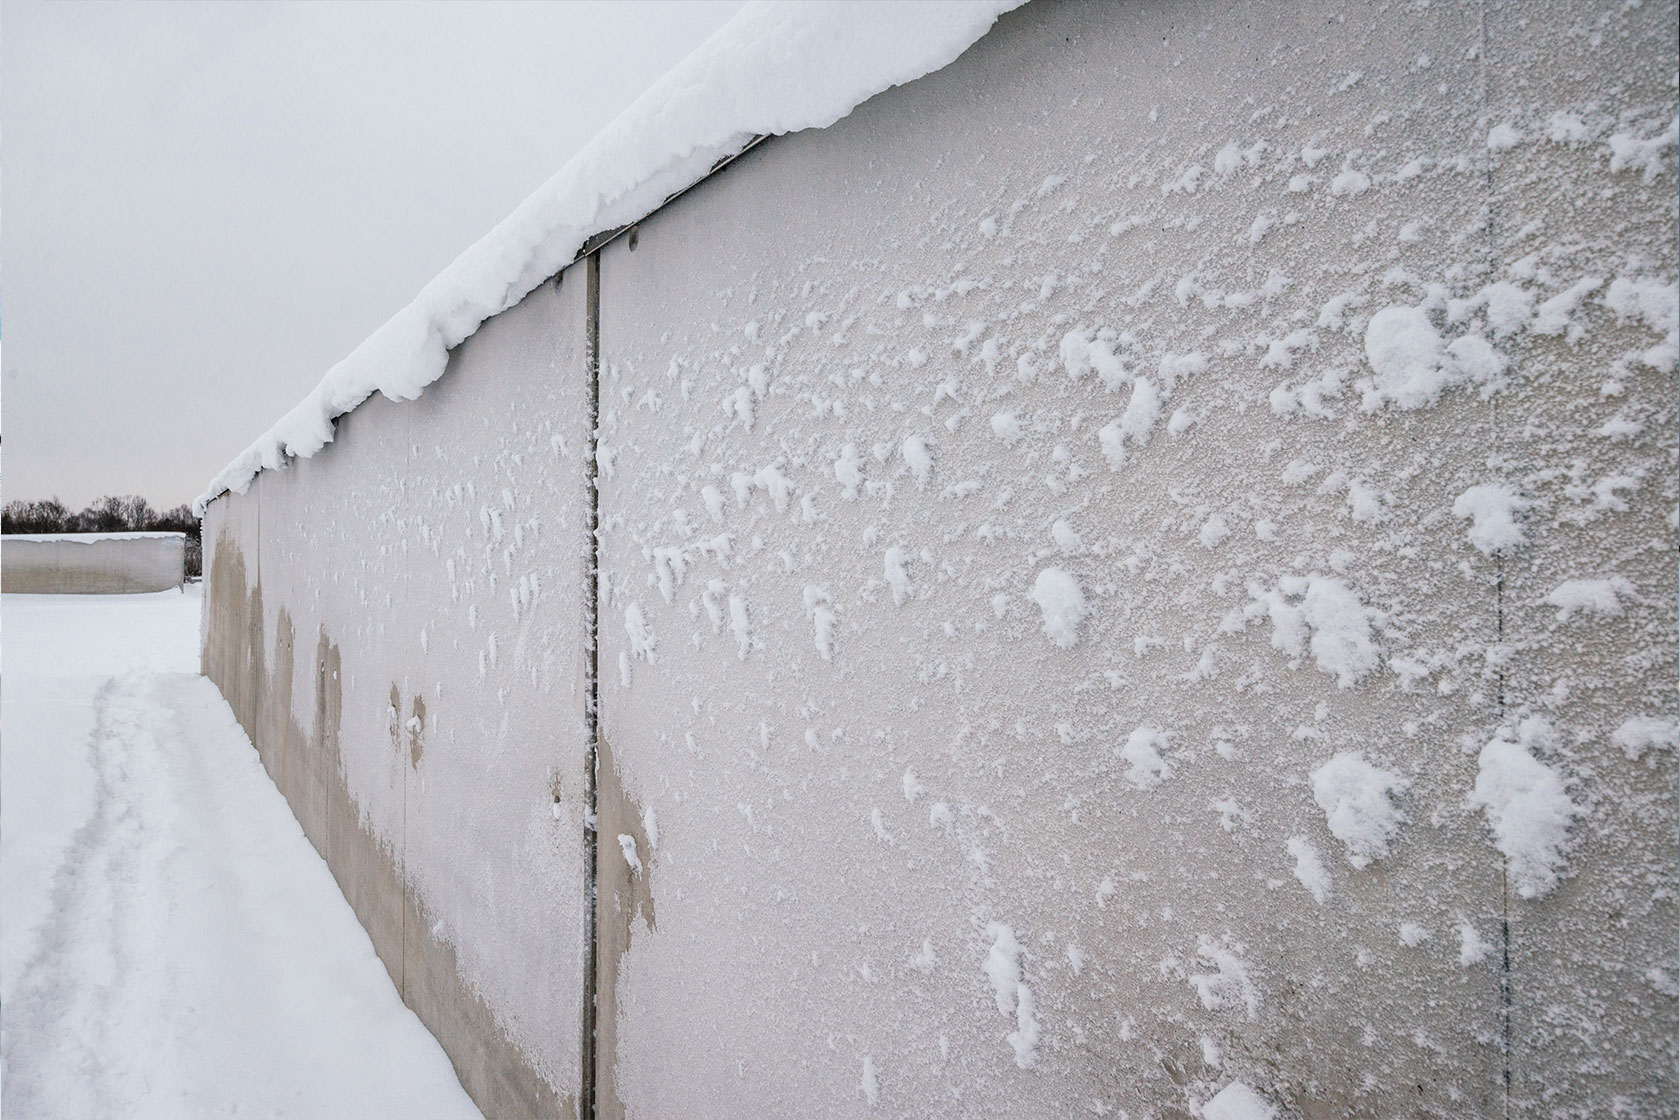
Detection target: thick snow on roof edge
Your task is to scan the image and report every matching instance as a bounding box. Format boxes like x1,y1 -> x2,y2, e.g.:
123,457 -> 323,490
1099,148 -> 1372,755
196,0 -> 1029,515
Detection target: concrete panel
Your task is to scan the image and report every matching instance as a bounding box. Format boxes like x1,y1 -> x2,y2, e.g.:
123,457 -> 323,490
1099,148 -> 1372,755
203,496 -> 265,743
203,269 -> 594,1119
2,534 -> 185,593
1481,4 -> 1679,1116
593,2 -> 1674,1118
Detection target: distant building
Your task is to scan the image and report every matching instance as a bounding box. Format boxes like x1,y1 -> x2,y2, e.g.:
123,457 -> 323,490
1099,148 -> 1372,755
3,532 -> 186,593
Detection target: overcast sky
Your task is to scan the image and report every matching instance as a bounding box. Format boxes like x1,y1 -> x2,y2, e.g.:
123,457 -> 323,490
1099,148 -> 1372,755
2,0 -> 744,510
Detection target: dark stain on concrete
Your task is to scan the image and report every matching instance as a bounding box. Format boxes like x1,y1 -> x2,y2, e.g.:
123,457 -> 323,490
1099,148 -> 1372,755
389,683 -> 426,769
592,731 -> 654,1120
409,693 -> 426,769
269,608 -> 296,785
204,529 -> 574,1120
205,530 -> 267,751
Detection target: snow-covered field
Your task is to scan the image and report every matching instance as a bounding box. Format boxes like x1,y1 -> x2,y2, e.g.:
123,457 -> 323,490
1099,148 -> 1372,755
0,588 -> 481,1119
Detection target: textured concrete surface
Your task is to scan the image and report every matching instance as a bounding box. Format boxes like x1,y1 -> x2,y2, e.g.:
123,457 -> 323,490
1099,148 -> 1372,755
591,1 -> 1675,1116
204,271 -> 592,1119
202,1 -> 1676,1117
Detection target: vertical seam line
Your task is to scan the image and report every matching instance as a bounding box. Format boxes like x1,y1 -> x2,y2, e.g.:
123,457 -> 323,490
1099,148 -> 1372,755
1477,3 -> 1514,1113
581,252 -> 602,1120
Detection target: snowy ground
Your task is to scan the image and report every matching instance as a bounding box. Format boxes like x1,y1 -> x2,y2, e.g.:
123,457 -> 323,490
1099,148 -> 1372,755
0,588 -> 481,1119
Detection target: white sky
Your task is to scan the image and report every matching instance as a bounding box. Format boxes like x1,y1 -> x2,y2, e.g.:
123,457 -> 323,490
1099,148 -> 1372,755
1,0 -> 744,510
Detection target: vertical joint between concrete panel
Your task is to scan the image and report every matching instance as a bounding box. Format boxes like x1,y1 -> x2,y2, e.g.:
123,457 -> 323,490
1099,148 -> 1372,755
1475,2 -> 1514,1111
581,250 -> 602,1120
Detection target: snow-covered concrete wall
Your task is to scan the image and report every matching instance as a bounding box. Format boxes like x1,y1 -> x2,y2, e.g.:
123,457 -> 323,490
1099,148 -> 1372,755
203,1 -> 1677,1117
592,1 -> 1677,1116
203,275 -> 594,1118
2,533 -> 185,593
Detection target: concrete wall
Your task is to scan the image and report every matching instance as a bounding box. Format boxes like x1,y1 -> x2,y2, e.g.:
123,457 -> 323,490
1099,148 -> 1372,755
203,272 -> 593,1118
3,534 -> 185,593
203,1 -> 1678,1117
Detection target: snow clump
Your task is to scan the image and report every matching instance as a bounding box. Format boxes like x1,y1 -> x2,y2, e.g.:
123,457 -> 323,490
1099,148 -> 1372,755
1031,567 -> 1087,649
1602,275 -> 1679,372
1360,305 -> 1501,410
883,546 -> 913,606
1544,576 -> 1635,621
1607,116 -> 1679,182
728,593 -> 752,659
803,586 -> 838,660
1098,377 -> 1162,471
982,922 -> 1039,1068
1059,326 -> 1130,389
1310,752 -> 1408,868
1486,123 -> 1523,151
1453,483 -> 1528,554
833,444 -> 864,498
1247,575 -> 1382,687
1467,728 -> 1580,899
617,834 -> 642,876
1286,837 -> 1332,903
1120,724 -> 1173,790
1476,280 -> 1534,337
1611,715 -> 1679,761
1051,519 -> 1083,555
624,603 -> 657,663
1203,1081 -> 1278,1120
900,435 -> 934,487
1458,922 -> 1490,966
858,1055 -> 879,1107
990,411 -> 1022,445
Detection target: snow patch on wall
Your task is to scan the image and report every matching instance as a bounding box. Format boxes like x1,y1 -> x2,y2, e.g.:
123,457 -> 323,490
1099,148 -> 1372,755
1120,724 -> 1173,790
1310,752 -> 1408,868
982,922 -> 1040,1068
1544,576 -> 1635,621
803,586 -> 839,660
1247,575 -> 1382,687
1031,567 -> 1087,649
1359,304 -> 1503,410
1286,837 -> 1332,903
1188,934 -> 1260,1020
1452,483 -> 1527,555
1612,715 -> 1679,761
1468,726 -> 1580,900
901,435 -> 935,488
1603,275 -> 1679,371
1203,1081 -> 1278,1120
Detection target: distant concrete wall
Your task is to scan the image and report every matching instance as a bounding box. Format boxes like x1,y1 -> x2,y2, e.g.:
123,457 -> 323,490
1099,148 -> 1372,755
203,1 -> 1678,1118
3,534 -> 185,593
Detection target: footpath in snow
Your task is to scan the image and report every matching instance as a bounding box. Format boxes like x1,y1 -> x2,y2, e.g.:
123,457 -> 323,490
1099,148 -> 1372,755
0,587 -> 481,1119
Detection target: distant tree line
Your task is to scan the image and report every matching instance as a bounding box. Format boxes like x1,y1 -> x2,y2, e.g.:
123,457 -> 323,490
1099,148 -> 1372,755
3,495 -> 199,537
3,496 -> 202,576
